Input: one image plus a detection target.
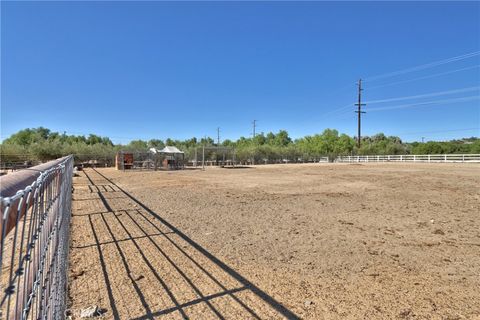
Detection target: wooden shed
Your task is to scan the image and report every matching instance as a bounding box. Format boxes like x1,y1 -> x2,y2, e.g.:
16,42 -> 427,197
115,151 -> 134,170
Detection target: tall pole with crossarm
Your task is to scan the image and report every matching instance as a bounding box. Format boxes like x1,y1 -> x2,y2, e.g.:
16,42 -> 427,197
355,79 -> 366,148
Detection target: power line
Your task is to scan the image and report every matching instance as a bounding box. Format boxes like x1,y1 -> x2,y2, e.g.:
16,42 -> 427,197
318,79 -> 479,124
317,65 -> 478,123
365,65 -> 480,90
364,51 -> 480,82
318,102 -> 355,119
364,86 -> 480,104
333,95 -> 479,118
367,95 -> 480,112
252,120 -> 257,138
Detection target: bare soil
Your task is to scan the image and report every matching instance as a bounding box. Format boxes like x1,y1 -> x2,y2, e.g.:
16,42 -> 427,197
68,163 -> 480,319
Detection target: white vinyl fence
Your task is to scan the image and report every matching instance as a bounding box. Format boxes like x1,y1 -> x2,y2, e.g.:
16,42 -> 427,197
335,154 -> 480,163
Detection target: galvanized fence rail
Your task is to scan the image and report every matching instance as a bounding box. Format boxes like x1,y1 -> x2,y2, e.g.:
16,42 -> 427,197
335,154 -> 480,163
0,156 -> 73,320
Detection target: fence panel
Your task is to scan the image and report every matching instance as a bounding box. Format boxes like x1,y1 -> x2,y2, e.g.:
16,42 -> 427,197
335,154 -> 480,163
0,155 -> 73,320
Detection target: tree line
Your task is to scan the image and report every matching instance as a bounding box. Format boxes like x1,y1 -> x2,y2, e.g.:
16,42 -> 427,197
1,127 -> 479,164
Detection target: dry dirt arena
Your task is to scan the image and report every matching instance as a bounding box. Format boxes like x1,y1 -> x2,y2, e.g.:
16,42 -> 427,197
68,163 -> 480,320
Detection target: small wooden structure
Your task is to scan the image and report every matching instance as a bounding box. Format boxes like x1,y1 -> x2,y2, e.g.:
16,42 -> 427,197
115,151 -> 134,170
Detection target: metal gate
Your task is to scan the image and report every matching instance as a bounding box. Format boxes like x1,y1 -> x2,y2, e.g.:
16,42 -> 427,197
0,156 -> 73,319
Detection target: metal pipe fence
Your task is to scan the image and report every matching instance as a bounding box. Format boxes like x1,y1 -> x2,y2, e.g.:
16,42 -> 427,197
0,162 -> 41,174
335,154 -> 480,163
0,156 -> 73,320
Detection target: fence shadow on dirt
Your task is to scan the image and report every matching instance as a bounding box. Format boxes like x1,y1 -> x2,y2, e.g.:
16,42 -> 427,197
68,168 -> 299,319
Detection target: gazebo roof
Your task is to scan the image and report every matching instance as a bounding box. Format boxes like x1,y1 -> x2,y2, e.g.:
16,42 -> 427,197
153,146 -> 184,154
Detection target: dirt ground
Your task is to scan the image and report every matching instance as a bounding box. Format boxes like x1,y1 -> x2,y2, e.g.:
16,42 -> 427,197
68,163 -> 480,319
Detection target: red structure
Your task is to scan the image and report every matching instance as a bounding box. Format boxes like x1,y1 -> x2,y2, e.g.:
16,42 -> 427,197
115,152 -> 133,170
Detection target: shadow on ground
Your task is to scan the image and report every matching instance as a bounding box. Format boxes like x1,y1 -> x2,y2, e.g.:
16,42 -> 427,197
68,168 -> 298,319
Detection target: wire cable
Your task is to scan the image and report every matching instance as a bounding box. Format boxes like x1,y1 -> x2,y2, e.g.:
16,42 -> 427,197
365,65 -> 480,90
318,102 -> 354,118
364,51 -> 480,82
364,86 -> 480,104
367,95 -> 480,112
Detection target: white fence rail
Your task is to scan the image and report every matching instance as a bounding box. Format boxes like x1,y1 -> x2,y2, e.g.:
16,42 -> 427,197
335,154 -> 480,163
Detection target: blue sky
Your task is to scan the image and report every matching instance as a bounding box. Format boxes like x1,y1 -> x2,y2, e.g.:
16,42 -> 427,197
1,1 -> 479,144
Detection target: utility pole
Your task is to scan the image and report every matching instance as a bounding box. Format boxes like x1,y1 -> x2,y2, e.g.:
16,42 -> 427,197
202,135 -> 206,170
217,127 -> 221,166
252,120 -> 257,166
355,79 -> 366,148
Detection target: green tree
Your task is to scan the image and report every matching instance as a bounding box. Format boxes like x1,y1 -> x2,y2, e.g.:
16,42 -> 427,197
126,140 -> 148,151
148,139 -> 164,149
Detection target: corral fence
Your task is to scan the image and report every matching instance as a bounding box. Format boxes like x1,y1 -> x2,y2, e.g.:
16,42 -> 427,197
189,146 -> 236,167
115,150 -> 186,171
335,154 -> 480,163
0,162 -> 42,174
0,155 -> 73,319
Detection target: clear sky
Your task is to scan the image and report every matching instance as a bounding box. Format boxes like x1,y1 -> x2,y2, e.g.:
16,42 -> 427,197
1,1 -> 479,144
